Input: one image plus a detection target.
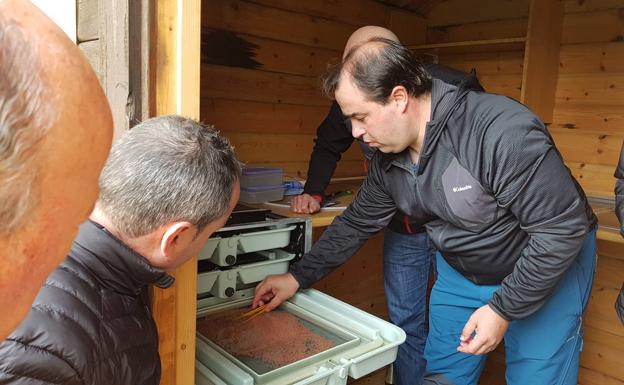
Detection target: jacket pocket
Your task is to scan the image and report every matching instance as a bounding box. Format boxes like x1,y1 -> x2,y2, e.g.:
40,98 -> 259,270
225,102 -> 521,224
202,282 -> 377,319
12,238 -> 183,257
439,157 -> 501,232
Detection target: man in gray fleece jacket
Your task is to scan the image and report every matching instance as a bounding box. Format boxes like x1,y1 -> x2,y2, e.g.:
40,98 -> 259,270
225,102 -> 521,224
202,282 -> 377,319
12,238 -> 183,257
253,38 -> 597,385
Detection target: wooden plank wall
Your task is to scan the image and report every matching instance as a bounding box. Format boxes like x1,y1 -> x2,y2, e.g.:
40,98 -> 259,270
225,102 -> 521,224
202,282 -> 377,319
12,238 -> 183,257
428,0 -> 529,101
543,4 -> 624,381
551,1 -> 624,197
76,0 -> 131,140
77,0 -> 102,82
200,0 -> 426,179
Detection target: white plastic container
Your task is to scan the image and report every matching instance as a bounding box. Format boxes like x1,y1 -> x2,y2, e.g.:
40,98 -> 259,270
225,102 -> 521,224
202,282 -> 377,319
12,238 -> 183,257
195,290 -> 406,385
239,185 -> 284,204
240,167 -> 283,189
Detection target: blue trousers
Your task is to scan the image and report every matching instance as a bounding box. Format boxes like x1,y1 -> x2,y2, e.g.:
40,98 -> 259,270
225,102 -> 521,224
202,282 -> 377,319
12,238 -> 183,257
424,230 -> 597,385
383,229 -> 436,385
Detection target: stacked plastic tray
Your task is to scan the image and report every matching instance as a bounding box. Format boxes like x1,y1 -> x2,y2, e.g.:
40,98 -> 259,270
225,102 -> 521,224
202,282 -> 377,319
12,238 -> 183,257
239,167 -> 284,204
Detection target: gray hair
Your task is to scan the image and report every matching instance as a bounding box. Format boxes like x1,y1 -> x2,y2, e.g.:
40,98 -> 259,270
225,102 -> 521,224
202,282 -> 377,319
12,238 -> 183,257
97,115 -> 242,238
0,14 -> 56,234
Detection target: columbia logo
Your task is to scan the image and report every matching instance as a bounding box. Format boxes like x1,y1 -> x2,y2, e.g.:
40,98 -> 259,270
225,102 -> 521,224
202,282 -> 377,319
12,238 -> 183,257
452,185 -> 472,192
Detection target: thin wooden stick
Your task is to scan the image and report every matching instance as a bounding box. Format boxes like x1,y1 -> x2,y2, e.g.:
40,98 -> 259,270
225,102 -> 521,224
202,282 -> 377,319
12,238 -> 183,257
239,304 -> 266,320
243,308 -> 267,322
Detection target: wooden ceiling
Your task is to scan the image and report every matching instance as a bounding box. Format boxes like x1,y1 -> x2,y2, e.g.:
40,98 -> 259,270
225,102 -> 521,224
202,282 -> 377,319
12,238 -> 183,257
376,0 -> 445,16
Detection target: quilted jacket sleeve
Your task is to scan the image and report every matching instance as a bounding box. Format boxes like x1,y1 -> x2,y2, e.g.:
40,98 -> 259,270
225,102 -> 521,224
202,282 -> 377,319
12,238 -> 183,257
0,337 -> 84,385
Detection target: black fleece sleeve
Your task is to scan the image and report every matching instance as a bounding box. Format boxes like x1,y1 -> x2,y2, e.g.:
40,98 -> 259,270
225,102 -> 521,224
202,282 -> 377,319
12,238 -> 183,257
303,102 -> 355,196
290,154 -> 397,288
615,142 -> 624,236
484,112 -> 592,320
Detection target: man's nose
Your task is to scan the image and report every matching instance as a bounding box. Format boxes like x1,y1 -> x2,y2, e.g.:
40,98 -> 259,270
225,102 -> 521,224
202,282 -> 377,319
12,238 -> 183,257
351,122 -> 365,139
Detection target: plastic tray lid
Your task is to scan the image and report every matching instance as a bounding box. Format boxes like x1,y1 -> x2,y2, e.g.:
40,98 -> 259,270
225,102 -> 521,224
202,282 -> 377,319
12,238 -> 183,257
240,184 -> 284,192
242,167 -> 283,175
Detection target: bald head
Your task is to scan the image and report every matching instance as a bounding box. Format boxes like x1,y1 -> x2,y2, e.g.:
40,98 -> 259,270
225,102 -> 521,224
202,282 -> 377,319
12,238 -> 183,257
343,26 -> 400,59
0,0 -> 113,340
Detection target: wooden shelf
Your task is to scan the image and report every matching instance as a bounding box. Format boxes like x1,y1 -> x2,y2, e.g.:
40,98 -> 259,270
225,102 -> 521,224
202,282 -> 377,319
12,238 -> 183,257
407,37 -> 526,54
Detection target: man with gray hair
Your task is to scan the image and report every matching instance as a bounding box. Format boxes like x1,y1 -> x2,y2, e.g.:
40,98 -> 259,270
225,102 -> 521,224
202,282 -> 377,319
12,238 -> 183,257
0,0 -> 113,340
0,115 -> 241,385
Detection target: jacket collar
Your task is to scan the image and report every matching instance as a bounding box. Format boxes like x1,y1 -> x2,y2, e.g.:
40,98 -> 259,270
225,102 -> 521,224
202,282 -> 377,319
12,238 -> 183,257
382,78 -> 458,172
382,70 -> 483,175
73,220 -> 175,295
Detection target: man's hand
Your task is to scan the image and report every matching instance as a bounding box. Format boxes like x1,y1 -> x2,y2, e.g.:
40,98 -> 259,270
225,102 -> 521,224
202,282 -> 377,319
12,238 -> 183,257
291,193 -> 322,214
457,304 -> 509,355
252,273 -> 300,311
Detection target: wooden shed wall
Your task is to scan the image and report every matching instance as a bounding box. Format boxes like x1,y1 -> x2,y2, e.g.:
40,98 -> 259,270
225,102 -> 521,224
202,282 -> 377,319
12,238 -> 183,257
429,0 -> 624,199
200,0 -> 427,179
430,0 -> 528,101
552,2 -> 624,198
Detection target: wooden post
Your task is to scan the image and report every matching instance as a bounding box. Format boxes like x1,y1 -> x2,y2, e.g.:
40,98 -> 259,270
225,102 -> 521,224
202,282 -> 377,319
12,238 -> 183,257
151,1 -> 201,384
521,0 -> 564,124
100,0 -> 130,140
128,0 -> 153,126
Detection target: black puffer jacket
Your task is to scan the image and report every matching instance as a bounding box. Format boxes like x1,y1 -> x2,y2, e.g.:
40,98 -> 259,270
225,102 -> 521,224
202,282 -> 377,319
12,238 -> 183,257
291,77 -> 596,321
0,220 -> 174,385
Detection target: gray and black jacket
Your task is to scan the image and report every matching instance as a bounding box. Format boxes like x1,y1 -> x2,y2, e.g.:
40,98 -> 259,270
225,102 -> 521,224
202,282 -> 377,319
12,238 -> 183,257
304,64 -> 483,234
290,76 -> 596,321
0,220 -> 174,385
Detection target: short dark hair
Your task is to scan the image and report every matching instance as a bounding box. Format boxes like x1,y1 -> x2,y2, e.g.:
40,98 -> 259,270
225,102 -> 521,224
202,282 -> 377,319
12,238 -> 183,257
322,37 -> 432,104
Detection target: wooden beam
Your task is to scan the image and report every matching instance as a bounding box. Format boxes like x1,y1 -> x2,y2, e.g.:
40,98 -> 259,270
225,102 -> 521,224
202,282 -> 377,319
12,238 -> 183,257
520,0 -> 564,124
243,0 -> 389,27
100,0 -> 130,141
128,0 -> 152,126
151,1 -> 201,385
200,64 -> 329,107
202,0 -> 353,51
562,8 -> 624,45
426,0 -> 530,28
77,0 -> 98,42
200,99 -> 328,135
426,17 -> 527,44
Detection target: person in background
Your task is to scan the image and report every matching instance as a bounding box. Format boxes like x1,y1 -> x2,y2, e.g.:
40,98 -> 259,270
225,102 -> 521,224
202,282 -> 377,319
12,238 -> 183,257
256,38 -> 597,385
615,143 -> 623,323
0,116 -> 241,385
291,26 -> 483,385
0,0 -> 113,340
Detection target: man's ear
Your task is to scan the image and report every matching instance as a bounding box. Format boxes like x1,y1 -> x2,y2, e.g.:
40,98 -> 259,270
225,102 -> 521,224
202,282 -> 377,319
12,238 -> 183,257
160,221 -> 195,259
390,85 -> 408,113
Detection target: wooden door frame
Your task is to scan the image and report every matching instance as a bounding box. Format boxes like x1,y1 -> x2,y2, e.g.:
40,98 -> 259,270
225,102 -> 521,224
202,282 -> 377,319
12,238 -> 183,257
150,1 -> 201,384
